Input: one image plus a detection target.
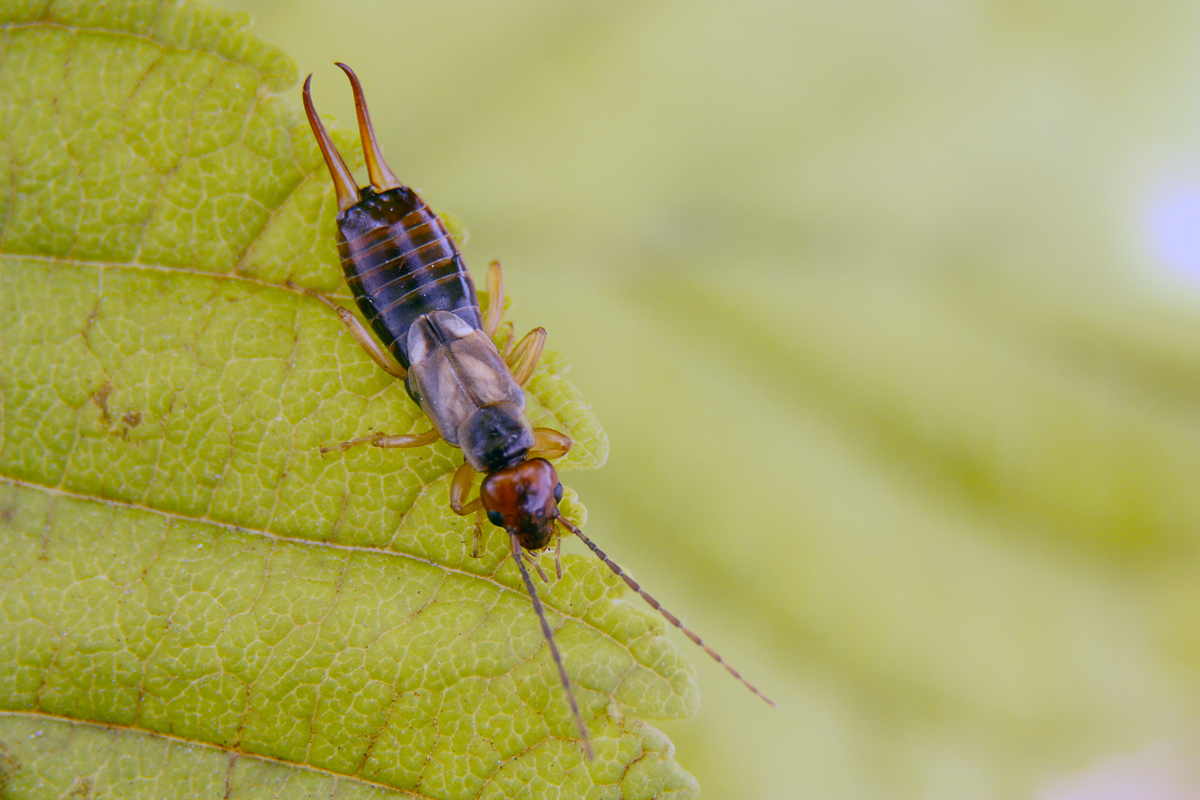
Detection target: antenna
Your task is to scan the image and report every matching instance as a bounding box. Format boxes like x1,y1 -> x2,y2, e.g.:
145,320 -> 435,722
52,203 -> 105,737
510,532 -> 596,760
556,514 -> 776,707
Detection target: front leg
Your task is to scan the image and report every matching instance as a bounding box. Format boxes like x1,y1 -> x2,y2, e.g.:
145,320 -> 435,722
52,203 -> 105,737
449,462 -> 486,557
530,427 -> 572,460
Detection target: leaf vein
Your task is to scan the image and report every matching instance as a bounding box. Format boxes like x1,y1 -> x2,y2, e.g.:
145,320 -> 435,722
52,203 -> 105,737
0,474 -> 638,661
0,709 -> 422,796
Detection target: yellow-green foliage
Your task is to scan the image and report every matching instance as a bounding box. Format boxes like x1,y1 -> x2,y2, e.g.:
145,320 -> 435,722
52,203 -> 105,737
0,2 -> 699,797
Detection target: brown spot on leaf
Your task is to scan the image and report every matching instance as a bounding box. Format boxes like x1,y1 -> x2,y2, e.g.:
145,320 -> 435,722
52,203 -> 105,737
63,775 -> 95,799
116,411 -> 145,440
92,382 -> 113,424
0,745 -> 19,792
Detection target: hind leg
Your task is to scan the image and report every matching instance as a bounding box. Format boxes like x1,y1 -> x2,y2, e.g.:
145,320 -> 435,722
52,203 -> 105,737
289,281 -> 406,379
480,261 -> 546,385
482,261 -> 506,337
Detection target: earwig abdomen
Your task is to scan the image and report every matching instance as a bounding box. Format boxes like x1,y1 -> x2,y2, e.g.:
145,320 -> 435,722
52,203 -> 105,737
336,186 -> 483,370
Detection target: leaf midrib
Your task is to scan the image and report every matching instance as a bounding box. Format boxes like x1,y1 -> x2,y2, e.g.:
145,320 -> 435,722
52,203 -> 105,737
0,709 -> 423,796
0,474 -> 648,679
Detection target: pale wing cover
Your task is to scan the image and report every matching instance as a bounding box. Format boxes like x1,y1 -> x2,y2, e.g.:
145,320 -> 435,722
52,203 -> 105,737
407,310 -> 526,446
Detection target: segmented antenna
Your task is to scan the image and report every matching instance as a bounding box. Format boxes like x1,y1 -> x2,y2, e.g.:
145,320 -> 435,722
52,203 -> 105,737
510,533 -> 596,761
556,514 -> 776,708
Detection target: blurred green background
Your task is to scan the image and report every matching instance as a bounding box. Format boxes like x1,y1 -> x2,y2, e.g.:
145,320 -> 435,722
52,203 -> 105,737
206,1 -> 1200,797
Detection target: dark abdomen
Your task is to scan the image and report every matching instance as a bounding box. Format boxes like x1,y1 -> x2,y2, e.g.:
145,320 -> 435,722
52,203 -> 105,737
336,186 -> 483,369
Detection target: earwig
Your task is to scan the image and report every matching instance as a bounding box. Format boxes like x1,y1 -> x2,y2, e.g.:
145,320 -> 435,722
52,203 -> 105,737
301,65 -> 774,762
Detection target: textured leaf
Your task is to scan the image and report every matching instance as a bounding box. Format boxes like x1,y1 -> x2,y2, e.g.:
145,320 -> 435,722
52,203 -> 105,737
184,2 -> 1200,797
0,1 -> 699,797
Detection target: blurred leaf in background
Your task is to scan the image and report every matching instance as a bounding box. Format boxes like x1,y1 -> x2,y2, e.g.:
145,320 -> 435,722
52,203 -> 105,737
197,0 -> 1200,797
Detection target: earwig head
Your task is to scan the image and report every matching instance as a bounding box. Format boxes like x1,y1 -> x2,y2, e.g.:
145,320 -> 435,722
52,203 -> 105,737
480,457 -> 564,551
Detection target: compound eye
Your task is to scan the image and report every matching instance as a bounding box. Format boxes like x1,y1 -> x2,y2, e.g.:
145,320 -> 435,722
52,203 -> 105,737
486,509 -> 505,528
553,482 -> 564,503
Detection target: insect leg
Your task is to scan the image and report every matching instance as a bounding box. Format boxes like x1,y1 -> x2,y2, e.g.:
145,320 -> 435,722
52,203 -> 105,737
495,321 -> 516,357
288,281 -> 407,379
508,327 -> 547,386
510,532 -> 595,761
449,462 -> 486,557
554,528 -> 563,580
530,427 -> 573,460
370,430 -> 442,448
321,428 -> 440,454
483,260 -> 506,337
523,549 -> 551,584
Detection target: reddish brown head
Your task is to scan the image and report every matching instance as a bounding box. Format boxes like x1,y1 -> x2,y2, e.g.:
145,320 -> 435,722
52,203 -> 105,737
480,458 -> 563,551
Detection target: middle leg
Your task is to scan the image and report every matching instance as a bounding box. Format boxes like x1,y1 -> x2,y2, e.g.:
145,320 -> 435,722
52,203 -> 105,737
507,327 -> 547,386
321,428 -> 441,454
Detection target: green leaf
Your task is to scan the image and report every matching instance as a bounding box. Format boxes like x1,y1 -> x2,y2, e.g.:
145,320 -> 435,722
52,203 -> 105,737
0,1 -> 699,797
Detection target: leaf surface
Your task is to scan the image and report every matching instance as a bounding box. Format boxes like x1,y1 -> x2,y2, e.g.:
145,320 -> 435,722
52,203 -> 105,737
0,2 -> 697,797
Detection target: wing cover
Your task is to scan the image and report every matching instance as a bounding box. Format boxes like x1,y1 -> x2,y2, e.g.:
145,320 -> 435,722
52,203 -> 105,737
406,310 -> 526,450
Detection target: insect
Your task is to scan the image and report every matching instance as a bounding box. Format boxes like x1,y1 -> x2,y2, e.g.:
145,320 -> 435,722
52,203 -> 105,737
300,64 -> 774,761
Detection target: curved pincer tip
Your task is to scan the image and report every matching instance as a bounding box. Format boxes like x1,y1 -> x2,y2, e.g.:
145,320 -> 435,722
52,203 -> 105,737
336,62 -> 403,192
302,72 -> 360,213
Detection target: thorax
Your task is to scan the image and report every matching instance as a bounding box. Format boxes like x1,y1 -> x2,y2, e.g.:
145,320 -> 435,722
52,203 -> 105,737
405,310 -> 533,471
